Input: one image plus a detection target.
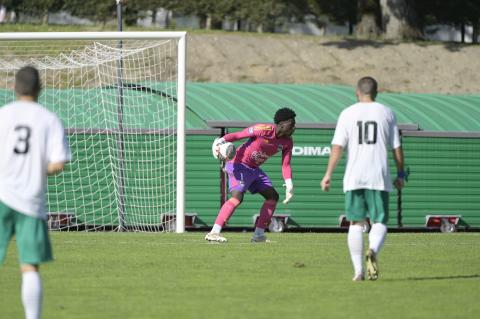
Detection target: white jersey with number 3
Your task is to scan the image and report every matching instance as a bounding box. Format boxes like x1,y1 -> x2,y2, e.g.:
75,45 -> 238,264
332,102 -> 401,192
0,101 -> 71,219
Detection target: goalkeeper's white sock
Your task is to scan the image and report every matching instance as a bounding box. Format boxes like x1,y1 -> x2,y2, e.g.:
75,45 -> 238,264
22,271 -> 42,319
348,224 -> 364,276
212,224 -> 222,234
369,223 -> 387,254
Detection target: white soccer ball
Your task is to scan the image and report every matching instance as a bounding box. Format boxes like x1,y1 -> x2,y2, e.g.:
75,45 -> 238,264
218,142 -> 236,160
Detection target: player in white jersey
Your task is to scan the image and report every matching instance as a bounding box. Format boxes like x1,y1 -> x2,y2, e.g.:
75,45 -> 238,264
0,66 -> 71,319
320,76 -> 405,281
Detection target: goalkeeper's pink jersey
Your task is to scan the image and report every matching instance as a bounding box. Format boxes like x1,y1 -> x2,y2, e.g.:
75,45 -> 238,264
223,124 -> 293,179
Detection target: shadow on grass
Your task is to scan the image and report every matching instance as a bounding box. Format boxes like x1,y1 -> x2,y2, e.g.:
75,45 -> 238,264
385,274 -> 480,281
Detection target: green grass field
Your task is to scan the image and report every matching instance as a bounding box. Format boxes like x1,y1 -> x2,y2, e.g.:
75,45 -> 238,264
1,232 -> 479,319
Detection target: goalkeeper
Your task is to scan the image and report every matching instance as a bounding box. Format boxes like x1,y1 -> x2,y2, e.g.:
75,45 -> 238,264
205,107 -> 296,243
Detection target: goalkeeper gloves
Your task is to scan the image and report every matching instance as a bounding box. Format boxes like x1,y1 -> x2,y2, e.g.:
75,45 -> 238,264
282,178 -> 294,204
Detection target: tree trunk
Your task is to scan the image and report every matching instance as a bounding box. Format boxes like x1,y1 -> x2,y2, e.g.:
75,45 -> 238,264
206,15 -> 212,30
42,10 -> 48,25
473,21 -> 479,44
357,14 -> 380,38
199,15 -> 207,29
356,0 -> 381,38
380,0 -> 422,40
461,23 -> 465,43
151,8 -> 157,25
165,10 -> 171,29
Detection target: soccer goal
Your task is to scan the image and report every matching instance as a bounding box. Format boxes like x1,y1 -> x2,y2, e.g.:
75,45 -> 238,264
0,32 -> 186,233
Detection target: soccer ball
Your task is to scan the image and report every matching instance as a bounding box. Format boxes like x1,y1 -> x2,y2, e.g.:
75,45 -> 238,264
218,142 -> 236,160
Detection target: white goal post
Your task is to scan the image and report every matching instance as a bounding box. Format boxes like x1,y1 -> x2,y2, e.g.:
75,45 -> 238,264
0,32 -> 187,233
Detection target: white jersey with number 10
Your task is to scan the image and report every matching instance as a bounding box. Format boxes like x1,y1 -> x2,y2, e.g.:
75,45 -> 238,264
332,102 -> 401,192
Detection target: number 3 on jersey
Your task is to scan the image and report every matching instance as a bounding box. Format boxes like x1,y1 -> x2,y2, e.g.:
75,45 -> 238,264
14,125 -> 31,154
357,121 -> 377,144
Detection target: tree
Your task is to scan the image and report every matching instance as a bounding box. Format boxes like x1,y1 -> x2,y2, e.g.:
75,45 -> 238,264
356,0 -> 382,38
12,0 -> 64,24
380,0 -> 422,40
138,0 -> 177,27
236,0 -> 305,33
63,0 -> 116,26
415,0 -> 480,43
305,0 -> 357,35
173,0 -> 236,30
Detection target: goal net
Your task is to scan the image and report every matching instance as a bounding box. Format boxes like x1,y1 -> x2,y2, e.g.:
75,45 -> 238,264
0,32 -> 186,232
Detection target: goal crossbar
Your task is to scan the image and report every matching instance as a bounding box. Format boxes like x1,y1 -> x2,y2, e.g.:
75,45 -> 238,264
0,31 -> 186,41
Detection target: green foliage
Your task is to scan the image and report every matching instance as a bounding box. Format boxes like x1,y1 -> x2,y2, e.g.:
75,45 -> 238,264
10,0 -> 64,22
414,0 -> 480,42
415,0 -> 480,27
62,0 -> 116,24
1,232 -> 479,319
237,0 -> 288,32
4,0 -> 479,39
173,0 -> 236,29
306,0 -> 357,29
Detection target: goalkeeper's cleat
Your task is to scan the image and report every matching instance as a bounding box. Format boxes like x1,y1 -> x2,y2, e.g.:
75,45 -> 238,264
205,232 -> 228,243
251,234 -> 271,243
352,274 -> 365,282
366,249 -> 379,280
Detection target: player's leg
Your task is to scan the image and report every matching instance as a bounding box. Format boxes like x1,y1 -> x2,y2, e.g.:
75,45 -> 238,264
365,190 -> 389,280
205,162 -> 252,243
15,211 -> 53,319
21,264 -> 42,319
1,202 -> 44,319
345,190 -> 368,281
0,201 -> 15,265
250,169 -> 279,242
212,190 -> 243,233
205,190 -> 244,243
253,187 -> 279,242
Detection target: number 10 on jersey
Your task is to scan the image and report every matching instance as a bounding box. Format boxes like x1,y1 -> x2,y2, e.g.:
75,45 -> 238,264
357,121 -> 377,144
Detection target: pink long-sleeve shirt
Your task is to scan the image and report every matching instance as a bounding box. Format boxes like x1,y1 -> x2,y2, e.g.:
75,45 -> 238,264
223,124 -> 293,180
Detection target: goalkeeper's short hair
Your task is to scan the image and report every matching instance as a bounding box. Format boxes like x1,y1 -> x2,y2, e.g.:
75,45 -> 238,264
274,107 -> 296,124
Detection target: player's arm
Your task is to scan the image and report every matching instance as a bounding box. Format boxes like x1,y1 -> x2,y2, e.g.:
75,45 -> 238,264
224,124 -> 274,143
212,125 -> 265,158
47,162 -> 66,175
47,117 -> 72,176
390,114 -> 405,190
321,144 -> 343,192
281,143 -> 294,204
392,146 -> 405,190
223,127 -> 255,142
321,112 -> 347,192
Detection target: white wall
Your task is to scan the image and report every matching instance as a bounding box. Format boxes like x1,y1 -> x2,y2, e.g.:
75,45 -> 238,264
424,24 -> 478,43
